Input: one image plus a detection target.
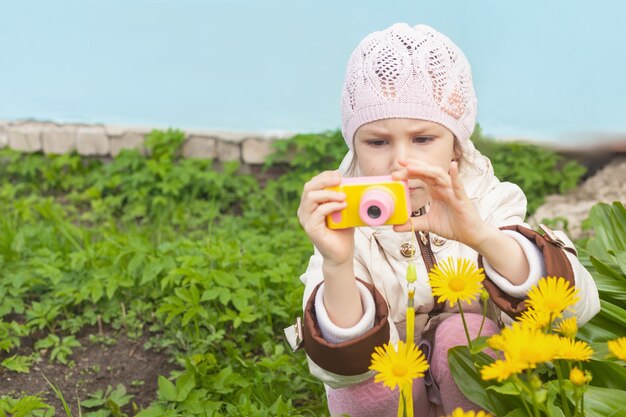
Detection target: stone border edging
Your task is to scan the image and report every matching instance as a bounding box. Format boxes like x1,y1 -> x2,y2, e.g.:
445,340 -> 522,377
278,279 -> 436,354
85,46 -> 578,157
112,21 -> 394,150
0,120 -> 294,165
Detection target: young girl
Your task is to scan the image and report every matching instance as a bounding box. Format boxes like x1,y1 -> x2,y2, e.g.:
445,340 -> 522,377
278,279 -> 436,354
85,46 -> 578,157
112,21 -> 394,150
294,23 -> 600,416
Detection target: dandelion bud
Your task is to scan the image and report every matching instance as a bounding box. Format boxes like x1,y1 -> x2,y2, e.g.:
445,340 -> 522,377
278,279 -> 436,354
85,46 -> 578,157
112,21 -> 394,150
529,374 -> 543,390
480,289 -> 490,302
569,367 -> 591,386
406,263 -> 417,284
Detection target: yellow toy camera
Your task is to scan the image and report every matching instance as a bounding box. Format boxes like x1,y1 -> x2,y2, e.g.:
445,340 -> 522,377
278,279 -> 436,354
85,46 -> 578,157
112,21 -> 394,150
326,175 -> 411,229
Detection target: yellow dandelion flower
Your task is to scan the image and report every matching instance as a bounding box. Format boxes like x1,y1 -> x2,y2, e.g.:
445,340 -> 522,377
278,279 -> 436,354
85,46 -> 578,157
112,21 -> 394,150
607,337 -> 626,361
493,323 -> 560,368
526,276 -> 580,319
480,357 -> 526,382
517,308 -> 552,330
553,317 -> 578,339
569,367 -> 591,386
555,337 -> 593,361
429,257 -> 485,308
369,340 -> 429,391
446,407 -> 494,417
487,333 -> 506,351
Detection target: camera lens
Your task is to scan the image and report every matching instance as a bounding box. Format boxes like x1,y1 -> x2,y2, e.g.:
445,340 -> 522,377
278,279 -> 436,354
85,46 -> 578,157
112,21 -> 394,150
367,205 -> 381,219
359,187 -> 394,226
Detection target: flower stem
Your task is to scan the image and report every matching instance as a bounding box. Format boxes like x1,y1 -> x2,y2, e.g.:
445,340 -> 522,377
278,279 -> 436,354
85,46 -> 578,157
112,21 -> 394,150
476,298 -> 488,341
457,303 -> 473,348
512,374 -> 535,417
580,391 -> 585,417
572,393 -> 580,417
526,369 -> 541,417
555,361 -> 572,417
398,389 -> 406,417
404,382 -> 413,417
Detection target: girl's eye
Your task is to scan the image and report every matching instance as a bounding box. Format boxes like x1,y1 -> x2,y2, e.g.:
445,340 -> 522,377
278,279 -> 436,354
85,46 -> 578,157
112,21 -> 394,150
366,139 -> 388,147
413,136 -> 434,144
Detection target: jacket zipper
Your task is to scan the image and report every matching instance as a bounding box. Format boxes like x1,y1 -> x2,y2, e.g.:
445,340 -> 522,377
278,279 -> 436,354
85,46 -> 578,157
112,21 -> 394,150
417,231 -> 435,272
416,231 -> 445,317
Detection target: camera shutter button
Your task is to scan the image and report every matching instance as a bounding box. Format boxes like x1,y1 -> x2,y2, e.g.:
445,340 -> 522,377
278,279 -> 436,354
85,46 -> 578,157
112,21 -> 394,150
400,242 -> 416,258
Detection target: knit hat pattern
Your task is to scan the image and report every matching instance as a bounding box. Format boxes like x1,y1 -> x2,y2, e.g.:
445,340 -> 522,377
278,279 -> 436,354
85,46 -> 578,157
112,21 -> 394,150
341,23 -> 478,150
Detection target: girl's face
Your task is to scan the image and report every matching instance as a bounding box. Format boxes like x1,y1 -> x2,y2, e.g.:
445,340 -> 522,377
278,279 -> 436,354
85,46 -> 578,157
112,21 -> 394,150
353,118 -> 456,210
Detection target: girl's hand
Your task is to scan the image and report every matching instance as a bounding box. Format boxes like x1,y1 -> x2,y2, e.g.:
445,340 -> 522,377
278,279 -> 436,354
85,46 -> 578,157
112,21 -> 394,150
297,170 -> 355,266
391,159 -> 493,250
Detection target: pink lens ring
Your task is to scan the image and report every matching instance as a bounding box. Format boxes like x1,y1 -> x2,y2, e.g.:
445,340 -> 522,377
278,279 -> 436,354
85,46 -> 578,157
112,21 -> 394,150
359,188 -> 395,226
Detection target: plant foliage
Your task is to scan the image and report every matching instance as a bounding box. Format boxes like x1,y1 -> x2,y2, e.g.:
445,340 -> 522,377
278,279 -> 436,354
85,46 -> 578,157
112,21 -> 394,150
0,127 -> 596,416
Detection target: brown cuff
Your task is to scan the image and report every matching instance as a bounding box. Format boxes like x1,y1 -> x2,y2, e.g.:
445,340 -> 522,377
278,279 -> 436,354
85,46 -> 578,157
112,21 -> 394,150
478,225 -> 575,319
303,278 -> 390,376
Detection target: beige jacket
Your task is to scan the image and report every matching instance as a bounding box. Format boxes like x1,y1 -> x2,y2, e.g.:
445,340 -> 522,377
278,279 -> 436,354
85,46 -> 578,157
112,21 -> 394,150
294,151 -> 601,389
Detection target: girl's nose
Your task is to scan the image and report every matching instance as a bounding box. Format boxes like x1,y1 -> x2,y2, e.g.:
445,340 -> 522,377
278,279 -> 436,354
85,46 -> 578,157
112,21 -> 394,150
391,143 -> 407,172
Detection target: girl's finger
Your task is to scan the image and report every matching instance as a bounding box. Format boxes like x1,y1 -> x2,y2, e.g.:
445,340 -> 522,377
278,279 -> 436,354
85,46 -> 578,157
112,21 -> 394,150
306,189 -> 346,204
392,215 -> 429,233
304,201 -> 348,230
398,159 -> 450,187
302,170 -> 342,194
391,167 -> 408,180
449,161 -> 468,200
299,189 -> 346,216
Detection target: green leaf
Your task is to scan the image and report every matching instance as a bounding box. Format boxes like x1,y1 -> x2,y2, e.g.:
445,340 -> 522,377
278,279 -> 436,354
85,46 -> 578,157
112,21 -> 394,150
90,281 -> 104,303
590,256 -> 626,284
175,372 -> 195,402
503,410 -> 529,417
127,253 -> 146,277
1,355 -> 35,373
157,375 -> 177,402
545,384 -> 567,417
614,251 -> 626,278
6,396 -> 51,417
585,202 -> 626,261
211,270 -> 239,289
581,386 -> 626,417
133,405 -> 168,417
141,262 -> 164,285
448,346 -> 524,416
80,397 -> 105,408
585,359 -> 626,389
591,271 -> 626,301
181,307 -> 200,326
486,382 -> 521,396
578,300 -> 626,342
469,335 -> 490,354
106,278 -> 119,300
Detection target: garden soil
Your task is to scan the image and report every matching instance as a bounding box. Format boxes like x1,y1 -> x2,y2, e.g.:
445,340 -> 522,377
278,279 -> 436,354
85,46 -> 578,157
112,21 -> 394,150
0,326 -> 176,415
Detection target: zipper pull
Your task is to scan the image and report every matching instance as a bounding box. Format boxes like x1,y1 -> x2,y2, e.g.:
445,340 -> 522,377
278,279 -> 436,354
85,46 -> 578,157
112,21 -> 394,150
418,231 -> 429,246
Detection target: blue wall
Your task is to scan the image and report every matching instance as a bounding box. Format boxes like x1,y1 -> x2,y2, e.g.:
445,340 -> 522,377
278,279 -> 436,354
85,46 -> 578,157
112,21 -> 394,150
1,0 -> 625,144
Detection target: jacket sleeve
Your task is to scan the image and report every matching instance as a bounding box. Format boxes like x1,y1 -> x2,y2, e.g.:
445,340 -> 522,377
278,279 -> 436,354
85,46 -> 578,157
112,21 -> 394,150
299,246 -> 397,388
475,180 -> 600,325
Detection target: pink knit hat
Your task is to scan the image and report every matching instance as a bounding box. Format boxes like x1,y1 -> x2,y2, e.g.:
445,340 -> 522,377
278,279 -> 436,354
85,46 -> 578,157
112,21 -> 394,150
341,23 -> 478,150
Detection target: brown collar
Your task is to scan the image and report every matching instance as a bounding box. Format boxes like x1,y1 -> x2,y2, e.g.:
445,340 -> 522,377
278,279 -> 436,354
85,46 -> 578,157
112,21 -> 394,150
411,205 -> 428,217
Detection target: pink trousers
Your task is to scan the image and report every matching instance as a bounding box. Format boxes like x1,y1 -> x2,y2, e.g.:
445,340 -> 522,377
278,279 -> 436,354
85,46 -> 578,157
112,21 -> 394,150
326,313 -> 499,417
